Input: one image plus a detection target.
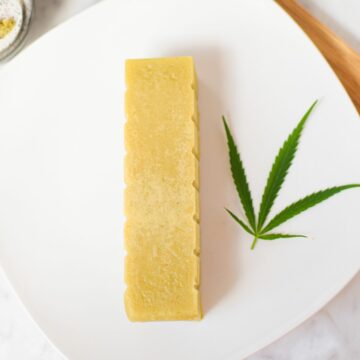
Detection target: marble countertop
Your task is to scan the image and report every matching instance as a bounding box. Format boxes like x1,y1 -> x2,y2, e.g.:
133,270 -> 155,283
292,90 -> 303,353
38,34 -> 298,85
0,0 -> 359,359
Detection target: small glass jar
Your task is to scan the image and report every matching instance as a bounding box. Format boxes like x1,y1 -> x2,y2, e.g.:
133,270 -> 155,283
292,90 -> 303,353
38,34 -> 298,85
0,0 -> 33,62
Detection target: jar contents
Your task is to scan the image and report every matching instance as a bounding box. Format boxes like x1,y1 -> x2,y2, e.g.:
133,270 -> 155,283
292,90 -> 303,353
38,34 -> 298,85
0,17 -> 16,39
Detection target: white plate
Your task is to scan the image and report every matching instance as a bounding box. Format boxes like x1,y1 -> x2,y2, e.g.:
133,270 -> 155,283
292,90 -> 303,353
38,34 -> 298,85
0,0 -> 359,359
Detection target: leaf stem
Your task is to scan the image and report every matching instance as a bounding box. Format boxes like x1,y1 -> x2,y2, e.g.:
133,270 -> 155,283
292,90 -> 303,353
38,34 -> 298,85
251,236 -> 259,250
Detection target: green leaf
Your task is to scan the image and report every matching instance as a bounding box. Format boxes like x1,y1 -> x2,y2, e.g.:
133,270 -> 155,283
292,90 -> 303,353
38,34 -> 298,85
223,116 -> 256,230
257,101 -> 318,230
225,208 -> 255,236
259,233 -> 307,240
223,100 -> 360,251
262,184 -> 360,233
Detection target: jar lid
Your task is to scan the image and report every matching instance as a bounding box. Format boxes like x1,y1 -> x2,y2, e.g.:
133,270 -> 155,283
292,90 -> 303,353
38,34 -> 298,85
0,0 -> 33,62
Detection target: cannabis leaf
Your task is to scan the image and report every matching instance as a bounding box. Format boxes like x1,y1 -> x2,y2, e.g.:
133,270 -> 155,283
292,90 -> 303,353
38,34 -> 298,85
258,233 -> 306,240
223,101 -> 360,249
257,101 -> 318,230
261,185 -> 360,233
223,117 -> 256,230
225,208 -> 255,235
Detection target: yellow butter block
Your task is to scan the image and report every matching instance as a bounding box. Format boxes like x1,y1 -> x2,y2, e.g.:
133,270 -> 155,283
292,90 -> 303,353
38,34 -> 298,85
124,57 -> 201,321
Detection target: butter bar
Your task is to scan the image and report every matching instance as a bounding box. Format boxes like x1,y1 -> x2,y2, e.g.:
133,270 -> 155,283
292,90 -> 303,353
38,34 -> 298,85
124,57 -> 201,321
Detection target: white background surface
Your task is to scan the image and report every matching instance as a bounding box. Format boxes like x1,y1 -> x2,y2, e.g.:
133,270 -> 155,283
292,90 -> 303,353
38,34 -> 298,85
0,0 -> 359,359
